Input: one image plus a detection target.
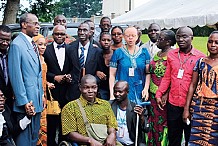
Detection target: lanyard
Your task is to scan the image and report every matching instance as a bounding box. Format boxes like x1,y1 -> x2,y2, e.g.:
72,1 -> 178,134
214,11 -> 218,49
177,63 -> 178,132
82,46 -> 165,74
126,46 -> 136,68
178,51 -> 192,69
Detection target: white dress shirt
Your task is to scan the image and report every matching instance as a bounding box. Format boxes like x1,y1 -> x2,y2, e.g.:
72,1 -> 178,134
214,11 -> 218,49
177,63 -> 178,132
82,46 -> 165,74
78,41 -> 90,65
53,42 -> 65,71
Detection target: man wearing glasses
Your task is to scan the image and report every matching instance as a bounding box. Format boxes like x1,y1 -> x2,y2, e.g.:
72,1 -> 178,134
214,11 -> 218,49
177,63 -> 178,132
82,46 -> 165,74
155,27 -> 205,146
43,24 -> 72,146
0,25 -> 14,111
8,13 -> 43,146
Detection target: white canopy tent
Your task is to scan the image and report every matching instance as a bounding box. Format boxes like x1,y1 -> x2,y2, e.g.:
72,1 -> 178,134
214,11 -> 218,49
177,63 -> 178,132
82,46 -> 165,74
112,0 -> 218,29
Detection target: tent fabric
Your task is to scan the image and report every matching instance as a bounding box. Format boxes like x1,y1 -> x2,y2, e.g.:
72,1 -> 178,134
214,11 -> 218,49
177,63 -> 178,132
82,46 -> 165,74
112,0 -> 218,29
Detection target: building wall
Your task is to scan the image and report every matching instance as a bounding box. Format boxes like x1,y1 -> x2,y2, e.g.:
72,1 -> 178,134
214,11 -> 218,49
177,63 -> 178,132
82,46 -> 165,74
102,0 -> 135,18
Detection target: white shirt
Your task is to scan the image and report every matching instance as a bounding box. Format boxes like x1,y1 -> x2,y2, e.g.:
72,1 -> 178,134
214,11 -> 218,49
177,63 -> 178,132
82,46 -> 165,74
78,41 -> 90,65
53,42 -> 65,71
116,108 -> 134,145
140,40 -> 160,60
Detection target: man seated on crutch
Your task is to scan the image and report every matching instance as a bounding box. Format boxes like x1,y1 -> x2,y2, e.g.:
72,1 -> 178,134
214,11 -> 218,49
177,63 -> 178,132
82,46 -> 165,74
110,81 -> 148,146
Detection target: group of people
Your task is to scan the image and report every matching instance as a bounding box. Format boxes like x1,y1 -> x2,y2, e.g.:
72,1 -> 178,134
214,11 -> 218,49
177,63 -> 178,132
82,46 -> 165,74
0,11 -> 217,146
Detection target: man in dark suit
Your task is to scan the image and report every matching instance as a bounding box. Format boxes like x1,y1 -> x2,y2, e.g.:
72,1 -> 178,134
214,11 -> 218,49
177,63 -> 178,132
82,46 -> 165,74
0,25 -> 13,110
0,90 -> 34,146
66,22 -> 103,100
8,13 -> 43,146
43,24 -> 71,146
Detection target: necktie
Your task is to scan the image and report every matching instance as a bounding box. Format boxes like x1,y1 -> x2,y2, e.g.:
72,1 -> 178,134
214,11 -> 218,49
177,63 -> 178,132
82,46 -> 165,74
31,41 -> 38,57
0,54 -> 8,84
57,43 -> 65,49
79,47 -> 85,68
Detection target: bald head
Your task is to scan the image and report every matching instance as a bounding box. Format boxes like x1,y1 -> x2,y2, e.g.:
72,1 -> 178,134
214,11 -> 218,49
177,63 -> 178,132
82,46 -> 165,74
176,26 -> 193,36
114,81 -> 129,92
80,74 -> 97,86
52,25 -> 66,44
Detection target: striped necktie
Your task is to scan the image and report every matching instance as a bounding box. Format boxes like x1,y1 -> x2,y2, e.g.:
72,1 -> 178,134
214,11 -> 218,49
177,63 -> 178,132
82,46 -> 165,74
79,47 -> 85,68
32,41 -> 38,57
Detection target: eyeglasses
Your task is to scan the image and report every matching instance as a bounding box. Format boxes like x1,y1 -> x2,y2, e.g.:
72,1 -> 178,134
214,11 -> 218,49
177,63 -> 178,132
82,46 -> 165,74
53,33 -> 66,36
26,21 -> 40,26
158,37 -> 165,41
0,38 -> 11,44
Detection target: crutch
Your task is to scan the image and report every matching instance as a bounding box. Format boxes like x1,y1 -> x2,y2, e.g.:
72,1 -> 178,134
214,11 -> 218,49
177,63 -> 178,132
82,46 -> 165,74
135,100 -> 151,146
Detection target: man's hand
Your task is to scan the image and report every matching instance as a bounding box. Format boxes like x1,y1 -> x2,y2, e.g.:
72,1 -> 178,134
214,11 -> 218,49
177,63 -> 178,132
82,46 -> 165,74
25,101 -> 36,118
88,138 -> 103,146
63,74 -> 72,83
156,98 -> 164,110
54,75 -> 65,84
104,133 -> 116,146
183,109 -> 190,123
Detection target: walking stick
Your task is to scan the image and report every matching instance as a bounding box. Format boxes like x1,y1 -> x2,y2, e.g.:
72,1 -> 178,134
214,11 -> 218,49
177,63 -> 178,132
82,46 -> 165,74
135,101 -> 151,146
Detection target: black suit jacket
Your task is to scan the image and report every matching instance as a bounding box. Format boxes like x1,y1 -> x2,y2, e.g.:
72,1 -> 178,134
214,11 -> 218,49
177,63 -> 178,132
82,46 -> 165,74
43,43 -> 71,108
66,40 -> 103,100
110,100 -> 146,145
0,55 -> 14,110
0,105 -> 22,144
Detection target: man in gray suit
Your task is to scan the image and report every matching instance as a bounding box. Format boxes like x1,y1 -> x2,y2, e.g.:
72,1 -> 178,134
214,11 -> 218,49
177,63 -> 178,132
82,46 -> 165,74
8,13 -> 43,146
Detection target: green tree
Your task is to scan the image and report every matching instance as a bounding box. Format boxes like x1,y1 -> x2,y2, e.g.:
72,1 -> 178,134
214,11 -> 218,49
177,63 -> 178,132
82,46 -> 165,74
58,0 -> 102,18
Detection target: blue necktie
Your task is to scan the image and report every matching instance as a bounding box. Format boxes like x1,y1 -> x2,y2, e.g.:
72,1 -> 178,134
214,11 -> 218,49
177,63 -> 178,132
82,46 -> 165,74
79,47 -> 85,68
0,54 -> 8,84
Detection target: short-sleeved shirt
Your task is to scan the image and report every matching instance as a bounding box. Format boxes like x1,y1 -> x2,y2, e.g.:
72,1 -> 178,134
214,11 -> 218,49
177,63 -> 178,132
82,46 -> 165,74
61,96 -> 118,136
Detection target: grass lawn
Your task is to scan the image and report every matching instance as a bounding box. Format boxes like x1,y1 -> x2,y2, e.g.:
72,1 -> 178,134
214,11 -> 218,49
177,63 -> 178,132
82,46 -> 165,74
141,34 -> 208,55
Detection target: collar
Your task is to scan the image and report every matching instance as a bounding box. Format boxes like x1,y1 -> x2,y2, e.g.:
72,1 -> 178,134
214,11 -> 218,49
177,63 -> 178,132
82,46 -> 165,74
174,46 -> 196,56
21,32 -> 33,44
153,53 -> 167,61
79,95 -> 103,107
149,41 -> 156,47
53,41 -> 65,48
79,41 -> 90,50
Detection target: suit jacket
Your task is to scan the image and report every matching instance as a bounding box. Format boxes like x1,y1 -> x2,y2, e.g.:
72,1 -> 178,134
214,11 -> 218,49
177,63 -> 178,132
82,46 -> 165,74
0,54 -> 14,109
43,43 -> 71,108
1,105 -> 22,142
8,33 -> 43,113
110,100 -> 146,145
66,40 -> 103,100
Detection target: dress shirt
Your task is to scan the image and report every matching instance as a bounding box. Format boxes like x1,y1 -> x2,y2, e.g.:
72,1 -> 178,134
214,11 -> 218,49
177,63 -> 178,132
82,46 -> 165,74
78,41 -> 90,64
155,48 -> 205,107
0,111 -> 5,137
140,40 -> 160,60
21,32 -> 34,47
53,42 -> 65,71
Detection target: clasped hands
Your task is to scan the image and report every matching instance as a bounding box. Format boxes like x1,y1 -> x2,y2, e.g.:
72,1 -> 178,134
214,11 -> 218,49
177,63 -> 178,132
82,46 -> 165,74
54,74 -> 72,84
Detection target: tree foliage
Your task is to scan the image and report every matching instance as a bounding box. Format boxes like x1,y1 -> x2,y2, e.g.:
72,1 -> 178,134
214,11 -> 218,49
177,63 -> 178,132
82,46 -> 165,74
57,0 -> 102,18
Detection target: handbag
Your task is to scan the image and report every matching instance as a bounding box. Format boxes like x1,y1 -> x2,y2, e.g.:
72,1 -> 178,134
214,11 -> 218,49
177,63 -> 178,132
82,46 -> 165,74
47,88 -> 61,115
76,99 -> 107,143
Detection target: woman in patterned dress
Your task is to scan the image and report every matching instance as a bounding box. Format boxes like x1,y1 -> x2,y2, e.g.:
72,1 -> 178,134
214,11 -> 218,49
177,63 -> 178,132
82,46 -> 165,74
183,31 -> 218,146
33,34 -> 55,146
147,30 -> 176,146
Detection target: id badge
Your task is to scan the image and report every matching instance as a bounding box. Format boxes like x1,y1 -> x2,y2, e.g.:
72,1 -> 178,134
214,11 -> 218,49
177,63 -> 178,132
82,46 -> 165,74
118,127 -> 124,138
177,69 -> 184,79
129,68 -> 134,76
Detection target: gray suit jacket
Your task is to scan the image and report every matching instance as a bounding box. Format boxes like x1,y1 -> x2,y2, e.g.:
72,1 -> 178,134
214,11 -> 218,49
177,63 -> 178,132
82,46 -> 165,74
8,33 -> 43,113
